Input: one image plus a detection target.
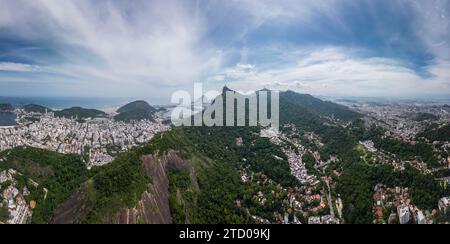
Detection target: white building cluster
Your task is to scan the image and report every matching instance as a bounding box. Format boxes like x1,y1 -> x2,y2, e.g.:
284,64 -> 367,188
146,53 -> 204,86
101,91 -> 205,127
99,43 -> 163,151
0,169 -> 32,224
359,140 -> 377,153
0,112 -> 170,167
341,101 -> 450,141
284,149 -> 319,185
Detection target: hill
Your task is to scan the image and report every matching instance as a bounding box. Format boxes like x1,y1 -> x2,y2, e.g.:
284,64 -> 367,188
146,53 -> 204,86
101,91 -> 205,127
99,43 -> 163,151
417,124 -> 450,142
67,89 -> 361,224
216,87 -> 360,127
23,104 -> 52,114
49,122 -> 301,224
414,112 -> 439,122
117,100 -> 155,114
280,91 -> 361,122
54,107 -> 107,119
0,147 -> 88,224
114,100 -> 156,122
0,103 -> 14,112
6,124 -> 445,224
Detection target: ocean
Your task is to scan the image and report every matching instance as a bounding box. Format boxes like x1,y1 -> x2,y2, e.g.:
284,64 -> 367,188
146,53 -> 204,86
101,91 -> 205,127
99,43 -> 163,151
0,111 -> 17,126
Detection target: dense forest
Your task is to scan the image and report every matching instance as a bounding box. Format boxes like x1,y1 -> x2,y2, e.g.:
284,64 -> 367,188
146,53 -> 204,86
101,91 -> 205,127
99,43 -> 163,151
54,107 -> 107,119
114,100 -> 156,122
80,150 -> 150,223
50,127 -> 247,224
114,109 -> 155,122
280,91 -> 361,121
418,124 -> 450,142
22,104 -> 52,114
182,126 -> 299,187
338,162 -> 448,224
350,120 -> 439,167
414,112 -> 439,122
0,204 -> 8,222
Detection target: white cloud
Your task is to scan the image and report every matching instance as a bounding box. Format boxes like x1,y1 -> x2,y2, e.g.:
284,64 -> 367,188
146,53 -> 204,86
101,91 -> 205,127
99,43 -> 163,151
216,47 -> 450,97
0,62 -> 41,72
0,0 -> 224,97
0,0 -> 449,99
410,0 -> 450,59
205,0 -> 450,98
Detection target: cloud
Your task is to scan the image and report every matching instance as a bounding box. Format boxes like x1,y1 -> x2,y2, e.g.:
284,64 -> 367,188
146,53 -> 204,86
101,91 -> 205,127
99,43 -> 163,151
410,0 -> 450,59
0,0 -> 223,97
216,47 -> 450,97
204,0 -> 450,98
0,0 -> 449,100
0,62 -> 41,72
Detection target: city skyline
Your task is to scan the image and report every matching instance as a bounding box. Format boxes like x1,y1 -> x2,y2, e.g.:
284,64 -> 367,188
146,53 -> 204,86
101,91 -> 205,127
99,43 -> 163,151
0,0 -> 449,102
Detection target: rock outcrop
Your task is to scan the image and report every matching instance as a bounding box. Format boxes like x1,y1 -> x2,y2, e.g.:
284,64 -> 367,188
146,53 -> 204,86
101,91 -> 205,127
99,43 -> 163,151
112,151 -> 190,224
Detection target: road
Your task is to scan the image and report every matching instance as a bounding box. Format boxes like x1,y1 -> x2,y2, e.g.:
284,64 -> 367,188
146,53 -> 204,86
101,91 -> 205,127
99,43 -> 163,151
324,179 -> 335,218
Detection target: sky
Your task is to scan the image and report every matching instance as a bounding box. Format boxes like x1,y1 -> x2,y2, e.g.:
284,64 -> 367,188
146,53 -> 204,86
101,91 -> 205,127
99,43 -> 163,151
0,0 -> 449,103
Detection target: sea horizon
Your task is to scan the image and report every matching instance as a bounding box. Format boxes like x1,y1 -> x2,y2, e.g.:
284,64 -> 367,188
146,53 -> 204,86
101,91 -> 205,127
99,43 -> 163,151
2,94 -> 449,110
0,96 -> 139,110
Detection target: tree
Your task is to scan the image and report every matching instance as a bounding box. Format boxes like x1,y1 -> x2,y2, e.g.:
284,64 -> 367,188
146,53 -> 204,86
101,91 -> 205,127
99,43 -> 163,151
0,204 -> 10,222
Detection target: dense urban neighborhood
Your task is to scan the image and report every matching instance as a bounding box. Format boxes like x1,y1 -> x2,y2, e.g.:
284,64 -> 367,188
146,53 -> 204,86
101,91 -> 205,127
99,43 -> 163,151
238,99 -> 450,225
0,102 -> 170,224
0,108 -> 169,167
0,169 -> 33,224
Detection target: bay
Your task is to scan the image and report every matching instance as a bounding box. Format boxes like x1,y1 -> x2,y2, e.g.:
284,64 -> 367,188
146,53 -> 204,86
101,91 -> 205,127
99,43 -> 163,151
0,111 -> 17,126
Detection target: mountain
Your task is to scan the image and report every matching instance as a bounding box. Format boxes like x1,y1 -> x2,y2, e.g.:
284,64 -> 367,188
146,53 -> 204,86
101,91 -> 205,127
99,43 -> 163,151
414,112 -> 439,122
117,100 -> 155,114
280,91 -> 361,121
51,144 -> 187,224
54,107 -> 107,119
417,124 -> 450,142
54,89 -> 362,224
114,100 -> 156,122
221,87 -> 360,121
23,104 -> 52,114
48,124 -> 298,224
0,103 -> 14,112
277,91 -> 362,134
213,87 -> 360,130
